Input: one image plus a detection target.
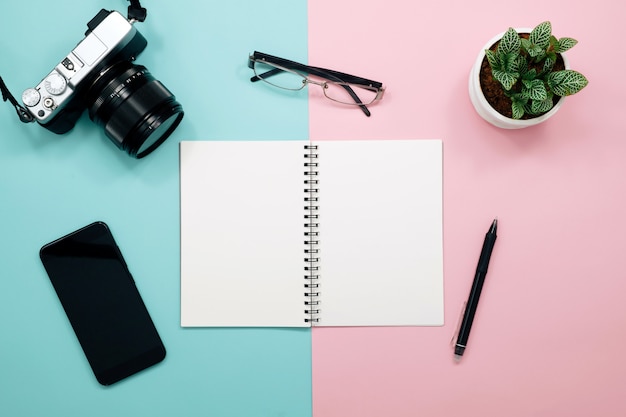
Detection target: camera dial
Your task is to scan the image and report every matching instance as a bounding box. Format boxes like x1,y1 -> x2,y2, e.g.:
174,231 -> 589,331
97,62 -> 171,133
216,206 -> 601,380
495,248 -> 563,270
44,73 -> 67,95
22,89 -> 41,107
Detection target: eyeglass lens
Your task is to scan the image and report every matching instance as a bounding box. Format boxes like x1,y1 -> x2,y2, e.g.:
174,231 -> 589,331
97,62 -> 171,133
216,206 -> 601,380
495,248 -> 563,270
253,60 -> 380,105
253,60 -> 307,91
322,83 -> 379,106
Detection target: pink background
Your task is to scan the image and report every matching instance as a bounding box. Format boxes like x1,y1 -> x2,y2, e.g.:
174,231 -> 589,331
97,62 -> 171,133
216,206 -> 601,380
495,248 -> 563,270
309,1 -> 626,416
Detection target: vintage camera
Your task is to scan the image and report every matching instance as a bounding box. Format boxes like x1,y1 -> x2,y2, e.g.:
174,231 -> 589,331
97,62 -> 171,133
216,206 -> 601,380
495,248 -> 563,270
21,9 -> 183,158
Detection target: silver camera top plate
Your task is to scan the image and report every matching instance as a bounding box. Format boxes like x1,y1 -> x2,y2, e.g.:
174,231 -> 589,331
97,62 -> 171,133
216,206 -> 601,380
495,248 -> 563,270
22,11 -> 138,124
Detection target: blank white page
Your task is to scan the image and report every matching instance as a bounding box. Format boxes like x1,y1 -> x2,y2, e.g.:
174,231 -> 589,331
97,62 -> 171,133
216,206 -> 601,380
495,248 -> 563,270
314,140 -> 443,326
180,140 -> 306,327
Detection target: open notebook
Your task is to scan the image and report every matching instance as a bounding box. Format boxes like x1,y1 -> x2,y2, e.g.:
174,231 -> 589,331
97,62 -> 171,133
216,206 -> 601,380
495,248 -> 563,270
180,139 -> 443,327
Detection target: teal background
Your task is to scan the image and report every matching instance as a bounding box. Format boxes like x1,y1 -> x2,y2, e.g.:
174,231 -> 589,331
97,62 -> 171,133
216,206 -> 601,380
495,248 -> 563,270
0,1 -> 310,416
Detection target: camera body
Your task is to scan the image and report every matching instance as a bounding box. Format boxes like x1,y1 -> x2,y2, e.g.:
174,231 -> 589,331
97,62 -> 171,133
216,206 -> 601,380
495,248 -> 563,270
19,8 -> 183,158
22,10 -> 147,134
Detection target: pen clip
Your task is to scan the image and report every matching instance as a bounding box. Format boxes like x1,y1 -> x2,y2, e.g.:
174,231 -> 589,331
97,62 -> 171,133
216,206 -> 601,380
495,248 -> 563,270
450,301 -> 467,347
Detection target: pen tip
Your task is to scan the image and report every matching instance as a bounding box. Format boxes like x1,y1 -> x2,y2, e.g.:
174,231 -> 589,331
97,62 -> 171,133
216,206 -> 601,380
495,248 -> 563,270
489,218 -> 497,234
454,354 -> 462,363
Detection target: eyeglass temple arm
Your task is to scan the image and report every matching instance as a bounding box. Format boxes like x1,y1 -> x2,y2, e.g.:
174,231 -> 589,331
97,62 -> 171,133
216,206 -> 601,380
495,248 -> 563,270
249,55 -> 382,88
333,82 -> 371,117
249,68 -> 282,82
249,53 -> 377,116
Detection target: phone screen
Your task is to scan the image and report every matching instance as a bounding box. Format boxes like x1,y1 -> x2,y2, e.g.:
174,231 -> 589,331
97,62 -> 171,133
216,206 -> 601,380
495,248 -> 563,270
40,221 -> 165,385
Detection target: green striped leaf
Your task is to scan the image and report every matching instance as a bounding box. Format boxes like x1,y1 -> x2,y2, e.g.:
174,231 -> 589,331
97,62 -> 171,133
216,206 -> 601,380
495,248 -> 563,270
485,49 -> 499,69
522,79 -> 548,101
538,58 -> 554,78
517,55 -> 529,77
530,21 -> 552,49
555,37 -> 578,53
531,97 -> 554,114
501,52 -> 519,73
493,69 -> 518,90
511,98 -> 526,119
498,28 -> 521,55
547,70 -> 589,96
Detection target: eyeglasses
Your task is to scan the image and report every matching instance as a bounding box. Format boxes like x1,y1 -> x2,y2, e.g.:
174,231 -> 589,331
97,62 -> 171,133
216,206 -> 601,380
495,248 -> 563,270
248,51 -> 385,117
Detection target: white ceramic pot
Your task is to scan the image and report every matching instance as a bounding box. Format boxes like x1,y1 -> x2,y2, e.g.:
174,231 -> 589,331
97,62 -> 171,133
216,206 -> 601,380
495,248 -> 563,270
468,28 -> 569,129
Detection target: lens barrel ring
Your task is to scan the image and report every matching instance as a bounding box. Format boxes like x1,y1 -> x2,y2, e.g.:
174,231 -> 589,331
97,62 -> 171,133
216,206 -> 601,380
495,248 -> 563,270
86,61 -> 184,158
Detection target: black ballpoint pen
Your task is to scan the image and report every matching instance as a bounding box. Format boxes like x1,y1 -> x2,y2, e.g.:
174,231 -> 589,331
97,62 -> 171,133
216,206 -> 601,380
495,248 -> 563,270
454,218 -> 498,361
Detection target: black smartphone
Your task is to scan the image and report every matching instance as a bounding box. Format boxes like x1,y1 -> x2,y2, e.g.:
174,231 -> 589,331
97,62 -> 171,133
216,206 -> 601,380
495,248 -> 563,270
40,221 -> 166,385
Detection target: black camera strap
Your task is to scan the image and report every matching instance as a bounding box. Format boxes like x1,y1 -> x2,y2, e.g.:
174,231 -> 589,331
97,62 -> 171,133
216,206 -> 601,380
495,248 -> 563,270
0,76 -> 34,123
127,0 -> 147,22
0,1 -> 148,125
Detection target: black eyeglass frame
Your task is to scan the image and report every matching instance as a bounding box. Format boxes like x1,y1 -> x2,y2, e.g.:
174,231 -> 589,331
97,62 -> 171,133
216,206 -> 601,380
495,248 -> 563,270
248,51 -> 385,117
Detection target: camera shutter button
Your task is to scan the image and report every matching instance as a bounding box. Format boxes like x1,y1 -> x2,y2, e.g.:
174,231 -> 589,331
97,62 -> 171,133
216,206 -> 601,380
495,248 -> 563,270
44,73 -> 67,95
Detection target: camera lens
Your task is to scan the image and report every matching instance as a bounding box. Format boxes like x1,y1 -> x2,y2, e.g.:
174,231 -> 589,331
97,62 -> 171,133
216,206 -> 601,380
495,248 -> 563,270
86,61 -> 184,158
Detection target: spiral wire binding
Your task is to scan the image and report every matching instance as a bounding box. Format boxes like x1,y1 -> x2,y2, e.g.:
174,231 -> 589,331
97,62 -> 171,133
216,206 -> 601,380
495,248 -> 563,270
304,145 -> 321,323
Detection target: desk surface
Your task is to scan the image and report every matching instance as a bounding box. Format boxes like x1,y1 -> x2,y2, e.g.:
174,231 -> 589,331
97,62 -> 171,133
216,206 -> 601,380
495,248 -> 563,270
2,1 -> 625,416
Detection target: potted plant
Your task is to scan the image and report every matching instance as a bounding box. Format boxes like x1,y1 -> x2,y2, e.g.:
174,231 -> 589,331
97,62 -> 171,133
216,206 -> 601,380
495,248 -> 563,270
469,21 -> 588,129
